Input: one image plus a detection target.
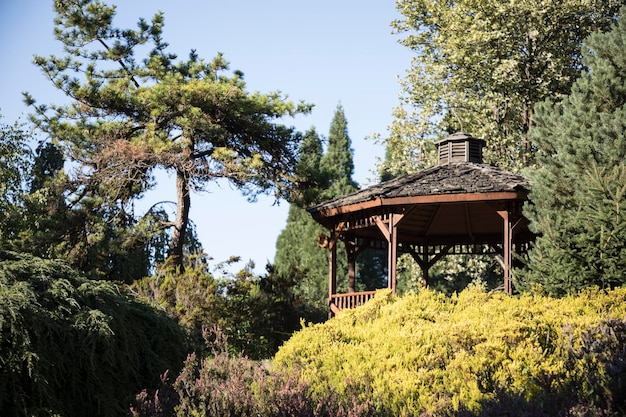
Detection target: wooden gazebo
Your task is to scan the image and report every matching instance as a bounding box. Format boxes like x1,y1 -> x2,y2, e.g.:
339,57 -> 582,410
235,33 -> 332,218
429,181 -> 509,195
307,132 -> 534,315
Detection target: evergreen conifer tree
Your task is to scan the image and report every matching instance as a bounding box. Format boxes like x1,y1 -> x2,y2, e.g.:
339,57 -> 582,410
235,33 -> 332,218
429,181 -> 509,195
319,104 -> 359,198
274,105 -> 386,311
26,0 -> 311,272
274,128 -> 330,311
519,8 -> 626,296
0,118 -> 31,249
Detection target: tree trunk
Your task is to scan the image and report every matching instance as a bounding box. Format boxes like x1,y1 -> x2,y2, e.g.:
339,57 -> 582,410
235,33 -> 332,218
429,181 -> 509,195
169,170 -> 190,270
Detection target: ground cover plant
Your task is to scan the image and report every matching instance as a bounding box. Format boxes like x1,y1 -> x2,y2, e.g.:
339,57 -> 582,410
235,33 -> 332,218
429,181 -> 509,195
131,326 -> 379,417
132,286 -> 626,416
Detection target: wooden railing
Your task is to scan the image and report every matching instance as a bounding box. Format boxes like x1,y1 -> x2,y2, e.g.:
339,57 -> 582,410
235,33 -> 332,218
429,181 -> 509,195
329,290 -> 378,314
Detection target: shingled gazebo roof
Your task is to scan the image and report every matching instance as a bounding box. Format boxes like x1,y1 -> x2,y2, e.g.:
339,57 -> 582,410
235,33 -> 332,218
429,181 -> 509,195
308,163 -> 530,218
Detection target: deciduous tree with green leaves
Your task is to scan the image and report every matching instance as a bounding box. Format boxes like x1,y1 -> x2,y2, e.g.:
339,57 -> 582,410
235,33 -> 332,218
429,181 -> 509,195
26,0 -> 311,271
518,7 -> 626,296
382,0 -> 624,175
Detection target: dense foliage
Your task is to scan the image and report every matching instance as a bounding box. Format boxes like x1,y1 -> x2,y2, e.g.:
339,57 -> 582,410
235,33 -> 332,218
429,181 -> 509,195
0,119 -> 31,246
4,1 -> 626,416
131,259 -> 313,359
275,287 -> 626,416
382,0 -> 624,174
520,6 -> 626,295
274,127 -> 333,312
0,116 -> 201,280
0,250 -> 188,417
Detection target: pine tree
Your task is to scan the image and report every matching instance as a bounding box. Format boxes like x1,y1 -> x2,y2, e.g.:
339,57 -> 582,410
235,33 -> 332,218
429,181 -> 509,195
519,8 -> 626,296
26,0 -> 311,271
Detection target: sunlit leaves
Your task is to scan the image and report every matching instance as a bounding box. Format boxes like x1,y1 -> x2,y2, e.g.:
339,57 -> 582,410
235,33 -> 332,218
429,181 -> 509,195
275,286 -> 626,415
383,0 -> 624,175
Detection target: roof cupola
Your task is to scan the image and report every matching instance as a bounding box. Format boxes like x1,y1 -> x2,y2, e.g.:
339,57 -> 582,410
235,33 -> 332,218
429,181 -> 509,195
436,132 -> 486,165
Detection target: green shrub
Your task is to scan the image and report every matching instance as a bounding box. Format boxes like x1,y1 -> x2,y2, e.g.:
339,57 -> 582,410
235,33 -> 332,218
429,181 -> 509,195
274,286 -> 626,416
0,250 -> 189,417
132,261 -> 317,360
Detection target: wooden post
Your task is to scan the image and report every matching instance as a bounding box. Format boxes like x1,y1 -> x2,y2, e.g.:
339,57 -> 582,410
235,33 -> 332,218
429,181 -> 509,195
374,213 -> 404,295
421,245 -> 430,288
328,231 -> 337,303
346,238 -> 356,293
405,244 -> 451,289
389,213 -> 398,294
497,209 -> 513,295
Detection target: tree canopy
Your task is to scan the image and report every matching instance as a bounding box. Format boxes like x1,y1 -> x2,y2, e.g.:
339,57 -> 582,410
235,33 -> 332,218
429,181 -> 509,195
382,0 -> 625,175
274,105 -> 380,311
26,0 -> 312,270
0,250 -> 187,417
0,118 -> 31,246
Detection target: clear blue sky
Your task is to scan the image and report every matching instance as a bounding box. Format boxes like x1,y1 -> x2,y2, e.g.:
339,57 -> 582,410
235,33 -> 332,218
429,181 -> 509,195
0,0 -> 412,273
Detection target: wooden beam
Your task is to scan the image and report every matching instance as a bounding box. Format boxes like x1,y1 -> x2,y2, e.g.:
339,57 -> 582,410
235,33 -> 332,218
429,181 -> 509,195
404,244 -> 452,288
373,213 -> 404,294
392,212 -> 405,227
314,191 -> 527,218
424,205 -> 442,236
389,213 -> 400,293
429,245 -> 453,268
374,216 -> 390,241
464,203 -> 475,240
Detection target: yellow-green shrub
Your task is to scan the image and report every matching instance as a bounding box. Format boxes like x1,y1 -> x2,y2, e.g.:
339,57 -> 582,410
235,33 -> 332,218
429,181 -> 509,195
274,286 -> 626,416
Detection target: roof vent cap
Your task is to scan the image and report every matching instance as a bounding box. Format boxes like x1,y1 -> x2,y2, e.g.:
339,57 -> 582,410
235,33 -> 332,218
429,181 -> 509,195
436,132 -> 486,165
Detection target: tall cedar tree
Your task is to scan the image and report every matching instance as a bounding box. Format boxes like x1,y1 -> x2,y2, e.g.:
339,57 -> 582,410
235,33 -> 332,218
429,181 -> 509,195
519,7 -> 626,296
25,0 -> 311,271
275,105 -> 386,311
318,105 -> 359,198
383,0 -> 625,175
319,106 -> 387,293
